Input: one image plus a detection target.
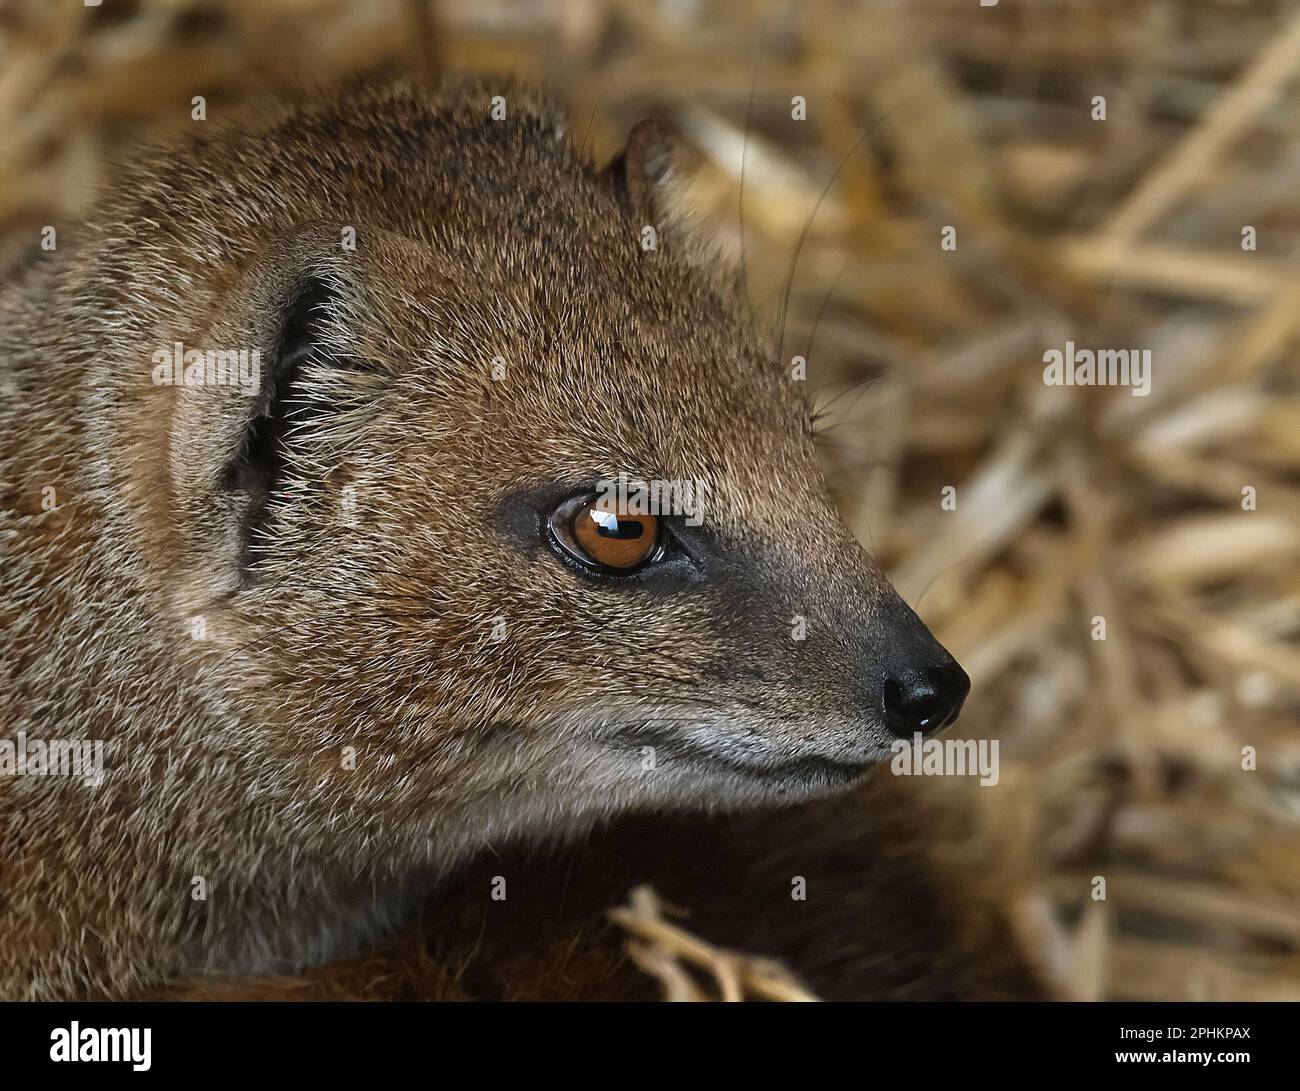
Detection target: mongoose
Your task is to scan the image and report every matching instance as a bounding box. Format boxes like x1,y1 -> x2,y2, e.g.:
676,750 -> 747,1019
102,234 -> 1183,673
0,75 -> 1005,1001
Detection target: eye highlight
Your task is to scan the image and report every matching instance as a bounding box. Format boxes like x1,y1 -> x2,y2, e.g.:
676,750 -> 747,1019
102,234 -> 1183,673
548,494 -> 664,574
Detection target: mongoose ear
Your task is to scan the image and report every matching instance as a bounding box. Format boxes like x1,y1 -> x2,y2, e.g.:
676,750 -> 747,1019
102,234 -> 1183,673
219,262 -> 382,574
605,119 -> 739,294
606,118 -> 685,227
159,225 -> 428,604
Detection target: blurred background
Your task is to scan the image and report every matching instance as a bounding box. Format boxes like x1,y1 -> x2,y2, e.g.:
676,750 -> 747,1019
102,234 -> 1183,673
2,0 -> 1298,1000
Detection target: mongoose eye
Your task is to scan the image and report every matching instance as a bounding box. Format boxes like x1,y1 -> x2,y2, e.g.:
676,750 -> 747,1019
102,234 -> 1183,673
547,494 -> 664,574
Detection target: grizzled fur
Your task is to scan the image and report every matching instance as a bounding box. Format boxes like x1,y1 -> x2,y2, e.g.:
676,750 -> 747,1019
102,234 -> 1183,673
0,76 -> 1029,1000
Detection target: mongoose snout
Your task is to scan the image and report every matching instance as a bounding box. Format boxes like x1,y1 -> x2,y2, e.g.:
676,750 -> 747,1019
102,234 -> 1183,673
871,596 -> 972,739
882,659 -> 971,737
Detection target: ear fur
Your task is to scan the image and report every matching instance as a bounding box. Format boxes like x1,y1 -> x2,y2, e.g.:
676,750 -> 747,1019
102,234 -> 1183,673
157,224 -> 392,591
607,118 -> 682,225
142,223 -> 461,625
605,118 -> 741,298
222,271 -> 371,572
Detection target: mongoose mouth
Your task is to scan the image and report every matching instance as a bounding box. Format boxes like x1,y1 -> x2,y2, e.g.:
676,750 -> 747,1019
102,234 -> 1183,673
696,750 -> 878,790
609,722 -> 883,792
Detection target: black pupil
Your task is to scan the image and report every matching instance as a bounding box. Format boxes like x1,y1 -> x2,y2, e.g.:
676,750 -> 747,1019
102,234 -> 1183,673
591,510 -> 644,540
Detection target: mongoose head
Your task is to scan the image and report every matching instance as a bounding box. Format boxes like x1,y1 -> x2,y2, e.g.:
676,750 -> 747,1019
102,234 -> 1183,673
99,79 -> 968,858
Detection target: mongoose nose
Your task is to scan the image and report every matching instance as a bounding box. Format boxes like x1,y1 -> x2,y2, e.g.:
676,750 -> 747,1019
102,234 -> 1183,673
882,661 -> 971,739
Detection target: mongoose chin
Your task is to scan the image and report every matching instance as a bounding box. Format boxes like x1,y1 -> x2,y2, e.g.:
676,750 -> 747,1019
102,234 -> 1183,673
0,75 -> 969,1000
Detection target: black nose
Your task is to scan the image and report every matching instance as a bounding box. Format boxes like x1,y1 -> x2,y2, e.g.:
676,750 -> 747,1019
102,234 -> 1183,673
882,661 -> 970,739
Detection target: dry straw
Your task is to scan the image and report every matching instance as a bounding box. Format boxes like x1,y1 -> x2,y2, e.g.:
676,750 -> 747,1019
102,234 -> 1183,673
3,0 -> 1297,1001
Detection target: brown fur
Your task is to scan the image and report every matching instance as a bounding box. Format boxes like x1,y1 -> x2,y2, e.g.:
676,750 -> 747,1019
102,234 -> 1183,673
163,777 -> 1037,1001
0,74 -> 1031,1000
